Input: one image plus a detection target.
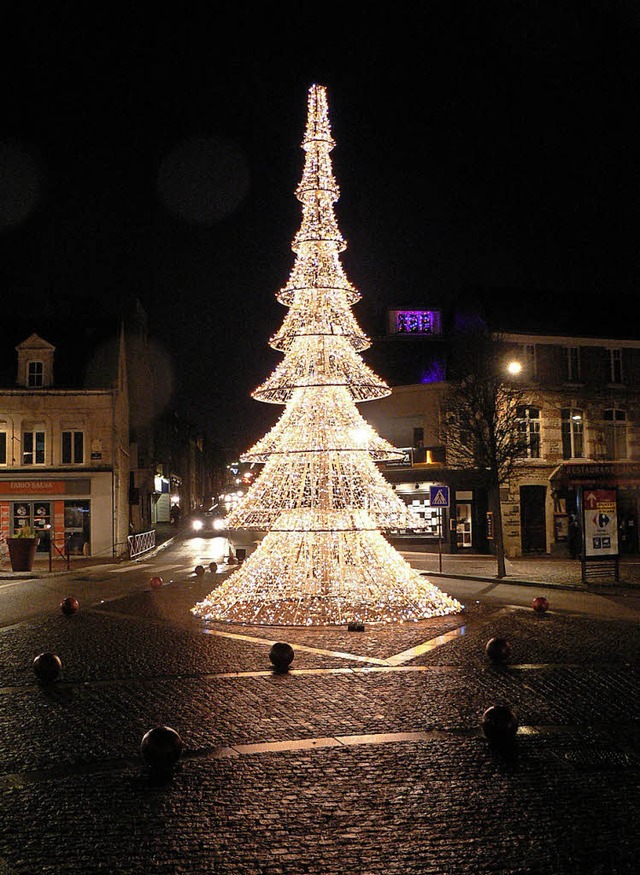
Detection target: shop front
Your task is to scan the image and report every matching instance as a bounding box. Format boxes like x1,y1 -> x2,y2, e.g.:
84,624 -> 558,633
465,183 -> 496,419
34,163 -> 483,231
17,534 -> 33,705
550,461 -> 640,556
387,470 -> 490,553
0,473 -> 114,559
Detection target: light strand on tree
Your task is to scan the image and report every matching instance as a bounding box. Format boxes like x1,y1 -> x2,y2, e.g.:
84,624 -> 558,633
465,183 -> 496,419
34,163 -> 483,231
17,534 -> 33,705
192,84 -> 462,626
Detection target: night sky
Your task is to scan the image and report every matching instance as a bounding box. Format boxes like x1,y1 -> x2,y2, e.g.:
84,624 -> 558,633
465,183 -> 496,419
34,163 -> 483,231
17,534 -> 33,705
2,3 -> 640,452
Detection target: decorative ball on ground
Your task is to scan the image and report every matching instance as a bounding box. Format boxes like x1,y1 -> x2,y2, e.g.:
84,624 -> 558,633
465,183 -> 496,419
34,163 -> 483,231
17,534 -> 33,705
150,576 -> 164,590
194,564 -> 205,576
269,642 -> 295,672
60,596 -> 80,616
485,636 -> 511,663
209,562 -> 218,574
33,652 -> 62,683
532,596 -> 549,614
140,725 -> 184,770
481,705 -> 518,745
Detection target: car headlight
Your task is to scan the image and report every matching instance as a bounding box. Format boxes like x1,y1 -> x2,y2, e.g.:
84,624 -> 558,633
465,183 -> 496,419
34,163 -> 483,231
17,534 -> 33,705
191,519 -> 204,532
213,517 -> 226,531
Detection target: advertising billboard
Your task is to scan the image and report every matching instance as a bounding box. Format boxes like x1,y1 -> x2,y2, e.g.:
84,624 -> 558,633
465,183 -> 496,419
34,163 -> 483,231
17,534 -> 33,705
582,489 -> 618,558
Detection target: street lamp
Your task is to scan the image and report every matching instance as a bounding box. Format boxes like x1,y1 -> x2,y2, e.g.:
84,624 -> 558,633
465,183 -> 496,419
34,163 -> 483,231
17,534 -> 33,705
506,360 -> 522,376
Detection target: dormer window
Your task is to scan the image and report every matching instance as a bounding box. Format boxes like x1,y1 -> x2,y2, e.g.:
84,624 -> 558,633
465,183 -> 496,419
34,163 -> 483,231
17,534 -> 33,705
15,334 -> 55,388
27,361 -> 44,387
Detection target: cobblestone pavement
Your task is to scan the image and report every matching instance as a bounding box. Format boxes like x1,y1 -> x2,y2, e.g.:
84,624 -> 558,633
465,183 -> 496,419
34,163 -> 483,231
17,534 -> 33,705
1,558 -> 639,874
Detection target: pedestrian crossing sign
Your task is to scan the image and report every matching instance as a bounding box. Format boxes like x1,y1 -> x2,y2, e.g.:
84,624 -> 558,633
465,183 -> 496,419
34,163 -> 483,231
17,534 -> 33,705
429,486 -> 450,507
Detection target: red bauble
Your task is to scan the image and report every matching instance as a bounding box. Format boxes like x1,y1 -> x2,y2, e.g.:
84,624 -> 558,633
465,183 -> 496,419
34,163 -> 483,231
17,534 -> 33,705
140,725 -> 183,770
150,576 -> 164,590
33,652 -> 62,683
485,636 -> 511,663
60,596 -> 80,616
532,596 -> 549,614
194,565 -> 205,576
482,705 -> 518,745
209,562 -> 218,574
269,642 -> 295,672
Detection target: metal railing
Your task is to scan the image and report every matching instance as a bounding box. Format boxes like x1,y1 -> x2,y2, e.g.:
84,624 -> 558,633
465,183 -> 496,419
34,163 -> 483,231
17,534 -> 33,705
127,529 -> 156,559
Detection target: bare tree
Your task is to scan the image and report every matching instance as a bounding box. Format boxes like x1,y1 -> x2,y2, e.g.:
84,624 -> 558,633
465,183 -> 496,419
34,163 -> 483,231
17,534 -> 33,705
439,325 -> 528,578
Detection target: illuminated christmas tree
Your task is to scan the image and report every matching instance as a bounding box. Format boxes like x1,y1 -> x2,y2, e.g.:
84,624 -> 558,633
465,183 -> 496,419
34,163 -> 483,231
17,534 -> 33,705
192,85 -> 462,625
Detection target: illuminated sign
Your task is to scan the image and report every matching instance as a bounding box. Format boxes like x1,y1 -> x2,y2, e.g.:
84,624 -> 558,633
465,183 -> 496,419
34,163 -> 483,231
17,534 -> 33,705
389,310 -> 442,336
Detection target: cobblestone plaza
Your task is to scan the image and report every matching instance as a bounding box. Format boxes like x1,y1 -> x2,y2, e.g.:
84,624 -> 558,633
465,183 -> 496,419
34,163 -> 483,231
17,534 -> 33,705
1,561 -> 639,874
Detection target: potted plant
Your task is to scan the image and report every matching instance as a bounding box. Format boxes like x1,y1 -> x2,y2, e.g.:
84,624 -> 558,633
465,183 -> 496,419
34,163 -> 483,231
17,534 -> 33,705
7,527 -> 40,572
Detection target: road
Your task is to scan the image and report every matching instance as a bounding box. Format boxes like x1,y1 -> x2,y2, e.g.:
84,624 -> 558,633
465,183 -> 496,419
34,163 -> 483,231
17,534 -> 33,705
2,533 -> 639,627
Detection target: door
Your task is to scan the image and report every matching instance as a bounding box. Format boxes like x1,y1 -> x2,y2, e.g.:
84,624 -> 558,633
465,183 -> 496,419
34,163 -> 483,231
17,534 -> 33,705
455,502 -> 473,548
520,486 -> 546,554
617,490 -> 638,555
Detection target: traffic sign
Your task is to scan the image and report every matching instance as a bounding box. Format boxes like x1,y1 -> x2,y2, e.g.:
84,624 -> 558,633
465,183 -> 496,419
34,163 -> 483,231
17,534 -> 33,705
429,486 -> 450,508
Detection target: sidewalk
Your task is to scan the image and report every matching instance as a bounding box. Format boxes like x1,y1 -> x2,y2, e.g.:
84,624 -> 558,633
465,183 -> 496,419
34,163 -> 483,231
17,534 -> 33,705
402,549 -> 640,591
0,523 -> 177,580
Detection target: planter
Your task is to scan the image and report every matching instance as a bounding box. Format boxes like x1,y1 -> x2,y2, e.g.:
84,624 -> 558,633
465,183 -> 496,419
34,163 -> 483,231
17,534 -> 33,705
7,537 -> 40,572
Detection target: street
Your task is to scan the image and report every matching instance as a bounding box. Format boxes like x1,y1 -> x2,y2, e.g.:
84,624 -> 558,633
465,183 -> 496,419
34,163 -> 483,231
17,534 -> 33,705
2,533 -> 639,627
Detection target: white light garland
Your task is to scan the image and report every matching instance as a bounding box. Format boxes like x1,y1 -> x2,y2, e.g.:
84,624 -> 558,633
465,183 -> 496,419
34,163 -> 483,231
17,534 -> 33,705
192,84 -> 463,626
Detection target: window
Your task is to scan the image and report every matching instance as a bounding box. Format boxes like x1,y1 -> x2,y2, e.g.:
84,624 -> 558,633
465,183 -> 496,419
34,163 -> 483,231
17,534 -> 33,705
0,432 -> 6,465
62,431 -> 84,464
603,408 -> 627,459
517,406 -> 541,458
561,409 -> 584,459
23,431 -> 45,465
27,361 -> 44,387
608,348 -> 623,383
521,344 -> 537,379
565,346 -> 581,382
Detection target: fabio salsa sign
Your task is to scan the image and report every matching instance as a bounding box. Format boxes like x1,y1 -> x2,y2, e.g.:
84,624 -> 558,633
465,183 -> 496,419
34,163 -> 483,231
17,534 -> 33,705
582,489 -> 618,558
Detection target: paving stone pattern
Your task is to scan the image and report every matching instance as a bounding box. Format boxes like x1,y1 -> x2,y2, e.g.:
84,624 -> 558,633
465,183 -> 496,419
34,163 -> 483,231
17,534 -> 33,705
1,587 -> 639,874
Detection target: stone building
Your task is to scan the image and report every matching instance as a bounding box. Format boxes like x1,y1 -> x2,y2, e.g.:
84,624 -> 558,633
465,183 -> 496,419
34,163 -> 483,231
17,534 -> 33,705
365,307 -> 640,558
0,331 -> 130,560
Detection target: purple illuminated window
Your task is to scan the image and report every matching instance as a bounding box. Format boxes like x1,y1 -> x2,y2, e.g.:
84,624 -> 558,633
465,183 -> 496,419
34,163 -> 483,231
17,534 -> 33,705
390,310 -> 442,336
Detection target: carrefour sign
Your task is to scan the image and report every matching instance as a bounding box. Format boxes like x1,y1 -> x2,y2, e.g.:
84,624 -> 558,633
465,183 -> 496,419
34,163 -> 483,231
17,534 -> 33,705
583,489 -> 618,558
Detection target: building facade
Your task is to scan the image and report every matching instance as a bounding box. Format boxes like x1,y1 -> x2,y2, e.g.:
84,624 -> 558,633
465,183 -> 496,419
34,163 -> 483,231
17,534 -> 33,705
0,332 -> 130,560
365,312 -> 640,558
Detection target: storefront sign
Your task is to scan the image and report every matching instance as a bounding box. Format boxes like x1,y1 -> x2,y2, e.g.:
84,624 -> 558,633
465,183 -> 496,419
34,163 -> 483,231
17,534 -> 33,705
0,481 -> 66,494
0,480 -> 91,496
583,489 -> 618,557
486,511 -> 494,540
384,449 -> 412,467
502,503 -> 521,539
551,461 -> 640,488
